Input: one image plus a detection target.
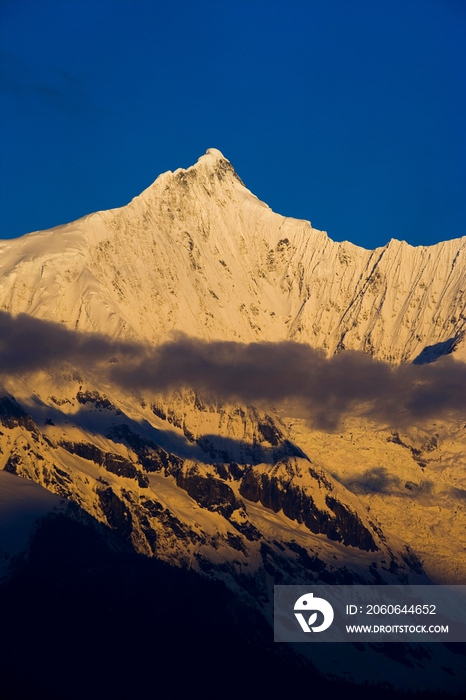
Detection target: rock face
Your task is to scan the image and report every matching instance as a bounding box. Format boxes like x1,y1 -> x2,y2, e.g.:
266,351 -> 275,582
1,150 -> 465,692
239,460 -> 379,551
0,383 -> 421,588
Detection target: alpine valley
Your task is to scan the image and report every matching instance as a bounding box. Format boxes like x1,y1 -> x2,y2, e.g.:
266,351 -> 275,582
1,149 -> 465,698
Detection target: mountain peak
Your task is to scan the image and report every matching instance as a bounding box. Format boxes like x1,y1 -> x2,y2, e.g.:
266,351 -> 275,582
163,147 -> 240,186
204,147 -> 226,160
195,147 -> 234,172
1,149 -> 465,365
188,147 -> 245,186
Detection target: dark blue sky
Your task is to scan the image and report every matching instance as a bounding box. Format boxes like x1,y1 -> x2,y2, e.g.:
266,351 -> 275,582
1,0 -> 465,248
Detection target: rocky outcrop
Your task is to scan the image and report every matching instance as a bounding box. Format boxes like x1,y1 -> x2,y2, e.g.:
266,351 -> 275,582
95,483 -> 133,540
176,466 -> 242,519
107,424 -> 183,475
150,391 -> 305,465
76,390 -> 118,411
240,460 -> 379,551
0,394 -> 37,433
59,440 -> 148,488
175,462 -> 261,541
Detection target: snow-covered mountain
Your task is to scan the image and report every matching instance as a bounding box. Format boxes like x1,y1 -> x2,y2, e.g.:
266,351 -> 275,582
1,149 -> 465,694
1,148 -> 465,360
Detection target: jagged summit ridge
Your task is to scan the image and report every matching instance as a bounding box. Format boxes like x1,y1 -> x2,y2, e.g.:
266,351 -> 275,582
134,147 -> 247,206
0,150 -> 464,362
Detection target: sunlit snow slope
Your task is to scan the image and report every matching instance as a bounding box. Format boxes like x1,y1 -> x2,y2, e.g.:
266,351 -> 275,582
1,148 -> 464,362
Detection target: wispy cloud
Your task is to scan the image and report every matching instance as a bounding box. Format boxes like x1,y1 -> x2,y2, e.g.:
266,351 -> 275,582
0,311 -> 465,431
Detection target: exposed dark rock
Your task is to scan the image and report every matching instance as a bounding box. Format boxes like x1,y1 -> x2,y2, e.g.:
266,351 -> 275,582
60,439 -> 102,463
140,497 -> 164,518
195,554 -> 216,573
230,517 -> 262,542
167,409 -> 182,429
193,393 -> 206,412
183,424 -> 195,442
387,432 -> 427,467
240,467 -> 378,552
138,514 -> 157,553
157,509 -> 199,542
276,238 -> 291,252
59,440 -> 148,488
258,542 -> 314,583
141,449 -> 176,473
54,465 -> 72,482
223,532 -> 246,552
151,403 -> 167,420
51,464 -> 74,494
281,439 -> 309,460
239,468 -> 262,502
214,157 -> 245,185
213,462 -> 230,480
260,542 -> 297,576
0,394 -> 37,432
50,395 -> 71,406
96,485 -> 132,539
140,488 -> 201,544
76,390 -> 118,412
257,416 -> 283,446
107,424 -> 183,476
308,466 -> 333,490
195,425 -> 305,465
325,496 -> 378,551
3,451 -> 21,475
229,461 -> 245,480
104,453 -> 149,488
176,468 -> 243,518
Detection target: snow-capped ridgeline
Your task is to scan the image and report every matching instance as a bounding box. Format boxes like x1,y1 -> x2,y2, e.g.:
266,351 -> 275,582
0,149 -> 464,362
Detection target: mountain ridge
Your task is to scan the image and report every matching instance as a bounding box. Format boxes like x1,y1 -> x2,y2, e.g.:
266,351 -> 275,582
0,148 -> 465,362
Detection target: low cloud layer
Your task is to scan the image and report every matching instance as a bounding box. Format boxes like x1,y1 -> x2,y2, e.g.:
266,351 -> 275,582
1,311 -> 465,430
